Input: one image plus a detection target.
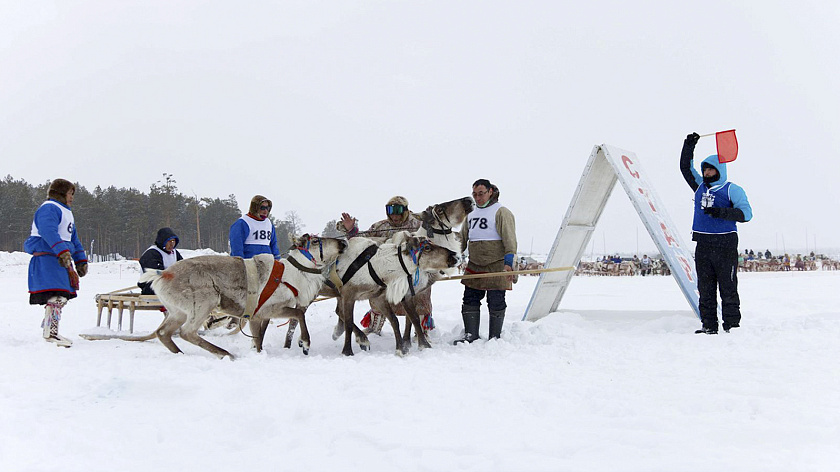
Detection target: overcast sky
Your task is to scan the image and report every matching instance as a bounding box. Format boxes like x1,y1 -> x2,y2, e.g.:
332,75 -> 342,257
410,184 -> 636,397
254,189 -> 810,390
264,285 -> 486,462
3,1 -> 839,256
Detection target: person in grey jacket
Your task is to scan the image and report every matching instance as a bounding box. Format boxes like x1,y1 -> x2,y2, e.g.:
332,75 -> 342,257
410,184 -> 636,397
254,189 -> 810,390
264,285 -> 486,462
455,179 -> 517,343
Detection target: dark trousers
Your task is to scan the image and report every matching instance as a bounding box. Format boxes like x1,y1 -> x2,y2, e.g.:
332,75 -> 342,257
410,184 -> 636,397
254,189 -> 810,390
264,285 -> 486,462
695,243 -> 741,329
463,286 -> 507,311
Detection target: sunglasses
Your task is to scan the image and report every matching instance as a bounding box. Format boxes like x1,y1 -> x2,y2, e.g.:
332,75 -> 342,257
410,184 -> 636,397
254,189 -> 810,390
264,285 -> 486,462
386,204 -> 406,215
472,190 -> 489,198
259,205 -> 271,211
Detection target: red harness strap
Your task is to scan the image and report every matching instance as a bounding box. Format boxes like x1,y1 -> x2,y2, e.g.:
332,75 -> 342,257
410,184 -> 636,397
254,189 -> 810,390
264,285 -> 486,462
254,261 -> 299,315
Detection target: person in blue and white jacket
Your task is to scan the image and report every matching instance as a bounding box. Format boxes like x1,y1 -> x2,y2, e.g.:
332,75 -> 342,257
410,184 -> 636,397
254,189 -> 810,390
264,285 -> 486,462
24,178 -> 88,347
681,132 -> 753,335
228,195 -> 281,260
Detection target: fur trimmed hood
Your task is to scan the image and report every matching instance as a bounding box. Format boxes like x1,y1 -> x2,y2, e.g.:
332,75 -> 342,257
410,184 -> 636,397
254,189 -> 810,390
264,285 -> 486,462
248,195 -> 272,219
486,184 -> 501,206
48,178 -> 75,205
385,195 -> 410,225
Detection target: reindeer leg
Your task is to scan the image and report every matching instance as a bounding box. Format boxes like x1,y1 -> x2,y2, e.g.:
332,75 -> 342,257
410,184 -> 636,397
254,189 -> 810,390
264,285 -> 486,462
181,316 -> 234,360
180,329 -> 234,359
284,319 -> 299,349
402,314 -> 412,347
249,318 -> 267,353
353,323 -> 370,351
292,308 -> 311,355
156,310 -> 186,354
331,301 -> 345,341
331,318 -> 345,341
402,299 -> 431,350
384,312 -> 406,356
340,296 -> 356,356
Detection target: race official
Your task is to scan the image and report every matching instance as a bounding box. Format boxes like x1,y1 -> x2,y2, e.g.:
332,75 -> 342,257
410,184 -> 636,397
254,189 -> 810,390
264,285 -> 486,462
681,132 -> 753,334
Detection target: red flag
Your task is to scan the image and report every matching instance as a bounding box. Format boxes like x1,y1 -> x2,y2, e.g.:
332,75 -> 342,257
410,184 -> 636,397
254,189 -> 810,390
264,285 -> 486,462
716,129 -> 738,163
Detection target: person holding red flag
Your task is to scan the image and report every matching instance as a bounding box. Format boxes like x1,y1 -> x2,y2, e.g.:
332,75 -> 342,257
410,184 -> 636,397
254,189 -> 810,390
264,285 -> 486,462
680,132 -> 753,334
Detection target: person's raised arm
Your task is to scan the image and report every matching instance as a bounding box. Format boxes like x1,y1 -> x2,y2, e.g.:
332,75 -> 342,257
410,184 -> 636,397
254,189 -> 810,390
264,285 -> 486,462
680,132 -> 701,192
340,212 -> 359,238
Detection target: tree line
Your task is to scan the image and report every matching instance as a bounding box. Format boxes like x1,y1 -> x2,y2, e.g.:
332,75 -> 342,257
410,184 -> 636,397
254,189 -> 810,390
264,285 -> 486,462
0,174 -> 316,259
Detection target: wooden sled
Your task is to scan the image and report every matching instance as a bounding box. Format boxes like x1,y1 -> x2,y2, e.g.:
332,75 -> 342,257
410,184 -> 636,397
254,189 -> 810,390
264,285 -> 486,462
81,286 -> 241,341
93,286 -> 164,334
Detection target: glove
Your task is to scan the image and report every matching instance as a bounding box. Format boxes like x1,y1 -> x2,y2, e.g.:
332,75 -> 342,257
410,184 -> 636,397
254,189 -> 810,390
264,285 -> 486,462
685,132 -> 700,146
58,251 -> 73,268
68,267 -> 80,290
704,206 -> 746,222
76,262 -> 88,277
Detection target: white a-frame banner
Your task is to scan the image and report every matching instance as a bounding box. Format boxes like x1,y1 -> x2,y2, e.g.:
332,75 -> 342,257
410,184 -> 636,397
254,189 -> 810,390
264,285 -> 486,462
523,144 -> 701,322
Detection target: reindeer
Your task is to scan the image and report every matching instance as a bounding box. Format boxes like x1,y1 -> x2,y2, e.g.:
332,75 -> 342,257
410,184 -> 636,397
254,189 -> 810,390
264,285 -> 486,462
135,235 -> 345,359
331,233 -> 458,356
285,197 -> 473,354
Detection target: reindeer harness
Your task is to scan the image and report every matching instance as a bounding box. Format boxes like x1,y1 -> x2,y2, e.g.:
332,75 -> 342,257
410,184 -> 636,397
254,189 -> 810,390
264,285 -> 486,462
339,241 -> 428,298
241,240 -> 324,318
422,207 -> 455,240
340,244 -> 386,288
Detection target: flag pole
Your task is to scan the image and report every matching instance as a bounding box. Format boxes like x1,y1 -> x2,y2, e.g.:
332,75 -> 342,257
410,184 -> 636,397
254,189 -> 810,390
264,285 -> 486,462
698,132 -> 716,137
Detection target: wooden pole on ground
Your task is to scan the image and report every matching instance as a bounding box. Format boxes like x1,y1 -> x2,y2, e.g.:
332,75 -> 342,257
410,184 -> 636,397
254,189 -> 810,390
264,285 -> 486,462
441,265 -> 575,281
308,266 -> 576,303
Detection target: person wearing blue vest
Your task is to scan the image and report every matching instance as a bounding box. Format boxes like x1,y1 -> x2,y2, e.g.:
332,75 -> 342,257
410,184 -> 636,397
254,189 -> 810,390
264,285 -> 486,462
681,132 -> 753,334
229,195 -> 281,260
24,178 -> 88,347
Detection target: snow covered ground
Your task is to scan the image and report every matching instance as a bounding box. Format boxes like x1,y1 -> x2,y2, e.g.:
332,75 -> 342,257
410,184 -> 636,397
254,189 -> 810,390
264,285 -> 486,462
1,251 -> 838,472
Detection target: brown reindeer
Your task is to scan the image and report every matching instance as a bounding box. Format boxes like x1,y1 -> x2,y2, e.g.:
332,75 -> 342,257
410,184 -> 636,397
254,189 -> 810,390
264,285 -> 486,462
135,235 -> 346,359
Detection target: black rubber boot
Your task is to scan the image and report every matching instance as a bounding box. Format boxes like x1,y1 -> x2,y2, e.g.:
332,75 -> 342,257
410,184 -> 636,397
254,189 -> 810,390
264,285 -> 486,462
722,322 -> 740,333
488,309 -> 505,339
454,304 -> 480,344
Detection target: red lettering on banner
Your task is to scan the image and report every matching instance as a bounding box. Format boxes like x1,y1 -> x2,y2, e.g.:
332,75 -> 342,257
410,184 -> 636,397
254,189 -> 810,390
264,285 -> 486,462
660,222 -> 679,248
637,188 -> 657,213
622,155 -> 640,179
678,256 -> 694,282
